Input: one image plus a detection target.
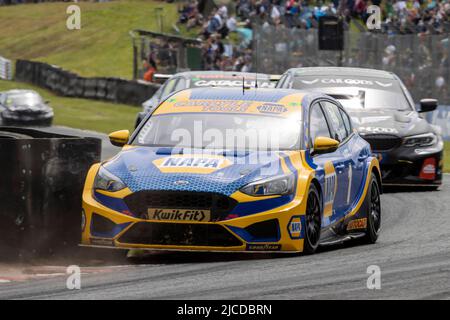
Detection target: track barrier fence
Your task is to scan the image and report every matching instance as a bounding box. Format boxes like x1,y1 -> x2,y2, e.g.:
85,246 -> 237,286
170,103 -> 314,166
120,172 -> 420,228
14,60 -> 160,106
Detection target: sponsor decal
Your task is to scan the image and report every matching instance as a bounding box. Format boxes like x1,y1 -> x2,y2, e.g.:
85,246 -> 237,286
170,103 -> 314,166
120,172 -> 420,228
287,216 -> 303,239
419,157 -> 436,180
300,79 -> 319,85
162,157 -> 223,168
347,218 -> 367,231
173,180 -> 190,186
300,78 -> 393,88
90,238 -> 114,246
192,78 -> 275,88
257,103 -> 287,114
146,208 -> 211,222
374,81 -> 393,87
153,155 -> 232,173
246,243 -> 281,251
358,126 -> 398,134
173,100 -> 252,113
192,80 -> 274,88
323,162 -> 337,217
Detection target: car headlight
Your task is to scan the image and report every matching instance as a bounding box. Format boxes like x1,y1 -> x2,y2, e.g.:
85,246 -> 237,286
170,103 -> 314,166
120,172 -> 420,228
94,166 -> 126,192
240,173 -> 295,196
403,133 -> 437,147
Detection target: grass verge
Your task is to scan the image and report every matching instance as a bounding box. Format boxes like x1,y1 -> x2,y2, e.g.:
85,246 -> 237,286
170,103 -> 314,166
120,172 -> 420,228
0,0 -> 182,79
0,80 -> 137,133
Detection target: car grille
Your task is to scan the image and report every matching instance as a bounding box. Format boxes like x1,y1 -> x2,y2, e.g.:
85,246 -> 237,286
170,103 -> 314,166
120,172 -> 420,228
362,134 -> 402,151
123,191 -> 238,221
118,222 -> 243,247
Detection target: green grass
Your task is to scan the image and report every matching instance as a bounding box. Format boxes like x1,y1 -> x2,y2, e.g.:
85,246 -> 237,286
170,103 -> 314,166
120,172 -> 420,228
0,0 -> 181,79
445,142 -> 450,173
0,80 -> 137,133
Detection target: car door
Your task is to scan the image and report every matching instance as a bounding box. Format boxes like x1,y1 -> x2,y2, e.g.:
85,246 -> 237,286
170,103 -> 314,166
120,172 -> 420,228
308,101 -> 343,226
337,106 -> 366,208
321,100 -> 364,214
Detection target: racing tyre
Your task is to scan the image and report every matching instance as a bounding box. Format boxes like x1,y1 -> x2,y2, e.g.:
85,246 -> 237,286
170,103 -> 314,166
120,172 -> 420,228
303,184 -> 322,254
362,173 -> 381,244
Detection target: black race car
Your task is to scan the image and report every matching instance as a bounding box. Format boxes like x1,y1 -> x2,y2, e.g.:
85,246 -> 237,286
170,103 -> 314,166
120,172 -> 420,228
277,67 -> 443,188
135,71 -> 276,128
0,90 -> 53,126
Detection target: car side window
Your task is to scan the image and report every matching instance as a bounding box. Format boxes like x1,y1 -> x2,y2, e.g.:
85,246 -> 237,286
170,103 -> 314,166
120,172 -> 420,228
161,78 -> 177,98
173,78 -> 186,92
276,74 -> 291,88
309,103 -> 332,148
338,107 -> 352,137
322,101 -> 347,142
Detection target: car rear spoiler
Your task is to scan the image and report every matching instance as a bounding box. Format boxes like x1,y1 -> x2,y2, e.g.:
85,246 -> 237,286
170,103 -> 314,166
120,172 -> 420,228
269,74 -> 282,82
154,73 -> 172,80
153,73 -> 173,84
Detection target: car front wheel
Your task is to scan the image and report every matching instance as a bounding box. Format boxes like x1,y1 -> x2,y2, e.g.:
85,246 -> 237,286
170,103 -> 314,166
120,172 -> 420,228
303,184 -> 322,254
363,173 -> 381,244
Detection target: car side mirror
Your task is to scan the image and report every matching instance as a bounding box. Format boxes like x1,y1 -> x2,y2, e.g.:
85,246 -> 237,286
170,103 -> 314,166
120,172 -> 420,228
419,99 -> 438,113
109,130 -> 130,147
313,137 -> 339,155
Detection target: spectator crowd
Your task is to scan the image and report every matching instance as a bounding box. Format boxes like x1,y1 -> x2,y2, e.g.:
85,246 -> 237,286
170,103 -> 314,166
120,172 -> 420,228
174,0 -> 450,74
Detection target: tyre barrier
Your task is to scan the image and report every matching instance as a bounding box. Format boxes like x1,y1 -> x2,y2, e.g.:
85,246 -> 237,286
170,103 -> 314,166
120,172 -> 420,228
0,127 -> 101,258
15,60 -> 161,106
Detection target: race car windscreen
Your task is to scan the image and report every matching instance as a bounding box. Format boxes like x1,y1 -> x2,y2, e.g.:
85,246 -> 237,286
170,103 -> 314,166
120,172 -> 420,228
134,113 -> 301,151
7,93 -> 43,107
188,75 -> 274,89
292,76 -> 412,111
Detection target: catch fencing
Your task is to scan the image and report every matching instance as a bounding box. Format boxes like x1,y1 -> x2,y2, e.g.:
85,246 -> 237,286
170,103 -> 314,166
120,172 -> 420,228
426,105 -> 450,140
253,26 -> 450,105
15,60 -> 160,106
130,29 -> 203,80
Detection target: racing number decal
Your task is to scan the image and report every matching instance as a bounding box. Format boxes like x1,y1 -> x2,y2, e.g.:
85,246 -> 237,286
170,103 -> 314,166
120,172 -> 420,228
346,165 -> 352,205
323,162 -> 337,217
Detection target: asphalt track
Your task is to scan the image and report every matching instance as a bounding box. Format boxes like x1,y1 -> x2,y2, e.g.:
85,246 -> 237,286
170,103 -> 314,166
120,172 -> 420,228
0,126 -> 449,299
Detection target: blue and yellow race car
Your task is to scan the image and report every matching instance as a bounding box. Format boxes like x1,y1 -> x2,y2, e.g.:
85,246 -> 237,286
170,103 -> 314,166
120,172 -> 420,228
81,88 -> 382,254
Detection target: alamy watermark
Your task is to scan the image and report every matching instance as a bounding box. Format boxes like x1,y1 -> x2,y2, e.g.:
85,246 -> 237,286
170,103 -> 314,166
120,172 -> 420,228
366,265 -> 381,290
366,5 -> 382,30
66,265 -> 81,290
66,5 -> 81,30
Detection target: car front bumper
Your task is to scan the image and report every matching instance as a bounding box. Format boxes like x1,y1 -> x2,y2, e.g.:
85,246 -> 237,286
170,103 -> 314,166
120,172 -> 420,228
81,165 -> 307,253
1,111 -> 53,125
372,144 -> 443,186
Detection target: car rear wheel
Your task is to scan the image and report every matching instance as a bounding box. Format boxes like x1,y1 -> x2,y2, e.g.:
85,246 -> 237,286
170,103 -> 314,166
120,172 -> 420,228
362,173 -> 381,244
303,184 -> 322,254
